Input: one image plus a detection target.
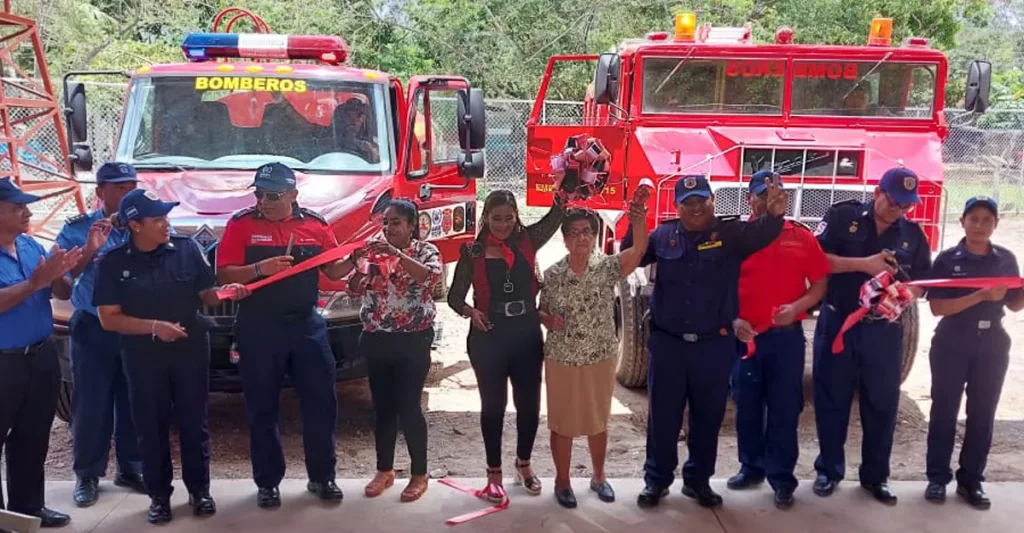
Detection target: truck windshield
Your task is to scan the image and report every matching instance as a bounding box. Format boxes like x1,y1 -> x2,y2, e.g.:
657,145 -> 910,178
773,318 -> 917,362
790,60 -> 937,118
116,75 -> 393,174
642,57 -> 784,115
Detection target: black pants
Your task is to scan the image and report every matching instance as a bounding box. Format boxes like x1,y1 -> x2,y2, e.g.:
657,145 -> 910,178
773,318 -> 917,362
926,327 -> 1011,487
121,333 -> 211,499
0,340 -> 60,516
359,329 -> 434,476
468,315 -> 544,468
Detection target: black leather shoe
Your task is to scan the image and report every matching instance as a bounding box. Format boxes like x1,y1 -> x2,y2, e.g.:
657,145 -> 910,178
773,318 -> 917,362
307,480 -> 344,501
925,482 -> 946,503
774,488 -> 795,509
74,477 -> 99,507
590,479 -> 615,503
681,484 -> 723,508
257,486 -> 281,509
113,472 -> 147,494
188,492 -> 217,517
37,508 -> 71,528
636,484 -> 669,508
147,498 -> 172,524
861,482 -> 898,505
554,488 -> 577,509
956,484 -> 991,510
813,474 -> 838,497
726,471 -> 765,490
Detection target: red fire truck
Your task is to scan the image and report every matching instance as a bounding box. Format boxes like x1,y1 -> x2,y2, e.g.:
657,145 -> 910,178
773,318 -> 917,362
50,9 -> 486,421
525,14 -> 992,388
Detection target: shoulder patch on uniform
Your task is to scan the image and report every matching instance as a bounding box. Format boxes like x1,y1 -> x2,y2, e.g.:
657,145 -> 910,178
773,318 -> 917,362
65,213 -> 90,226
299,207 -> 328,225
813,220 -> 828,236
231,206 -> 258,220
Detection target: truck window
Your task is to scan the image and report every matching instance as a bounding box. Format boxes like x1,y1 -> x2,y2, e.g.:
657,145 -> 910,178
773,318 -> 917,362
641,57 -> 784,115
790,61 -> 936,118
427,90 -> 464,165
116,76 -> 394,174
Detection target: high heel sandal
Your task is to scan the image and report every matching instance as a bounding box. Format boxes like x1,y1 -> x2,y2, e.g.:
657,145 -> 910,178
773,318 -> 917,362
481,467 -> 507,504
513,458 -> 542,495
364,470 -> 395,498
400,475 -> 429,502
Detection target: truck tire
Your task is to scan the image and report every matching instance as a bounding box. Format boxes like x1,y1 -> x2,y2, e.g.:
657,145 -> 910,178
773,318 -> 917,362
615,275 -> 650,388
56,381 -> 73,424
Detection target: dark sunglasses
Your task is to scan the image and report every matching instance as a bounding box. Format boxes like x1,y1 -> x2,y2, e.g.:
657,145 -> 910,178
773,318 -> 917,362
254,190 -> 285,202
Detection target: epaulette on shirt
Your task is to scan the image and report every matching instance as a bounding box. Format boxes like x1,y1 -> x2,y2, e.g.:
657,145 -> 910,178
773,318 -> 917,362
657,217 -> 680,227
64,213 -> 91,226
299,207 -> 328,225
231,206 -> 258,220
831,199 -> 862,209
717,215 -> 740,223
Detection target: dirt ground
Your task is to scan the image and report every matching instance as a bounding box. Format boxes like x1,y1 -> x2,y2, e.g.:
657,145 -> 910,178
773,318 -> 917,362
40,217 -> 1024,485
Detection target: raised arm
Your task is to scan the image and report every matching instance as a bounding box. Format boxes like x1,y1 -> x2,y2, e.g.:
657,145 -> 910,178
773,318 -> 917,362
619,203 -> 649,277
525,199 -> 566,249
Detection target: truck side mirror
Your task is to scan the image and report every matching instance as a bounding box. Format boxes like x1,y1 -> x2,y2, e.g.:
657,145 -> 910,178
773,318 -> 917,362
65,82 -> 89,143
594,53 -> 621,105
458,88 -> 486,151
72,144 -> 93,172
458,150 -> 485,179
965,60 -> 991,114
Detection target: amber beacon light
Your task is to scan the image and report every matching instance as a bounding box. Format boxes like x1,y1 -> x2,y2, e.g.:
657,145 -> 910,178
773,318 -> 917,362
674,13 -> 697,42
868,17 -> 893,46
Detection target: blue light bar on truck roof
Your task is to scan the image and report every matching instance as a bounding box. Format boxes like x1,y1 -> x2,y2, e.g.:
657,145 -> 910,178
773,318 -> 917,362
181,33 -> 350,65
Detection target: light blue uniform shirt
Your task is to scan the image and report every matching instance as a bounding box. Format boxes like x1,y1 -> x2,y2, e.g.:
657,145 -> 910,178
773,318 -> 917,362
0,234 -> 53,348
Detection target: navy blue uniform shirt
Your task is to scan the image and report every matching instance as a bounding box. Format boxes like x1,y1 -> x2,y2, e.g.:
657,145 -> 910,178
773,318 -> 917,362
815,200 -> 932,316
927,239 -> 1022,331
621,214 -> 784,336
0,234 -> 52,349
93,235 -> 215,349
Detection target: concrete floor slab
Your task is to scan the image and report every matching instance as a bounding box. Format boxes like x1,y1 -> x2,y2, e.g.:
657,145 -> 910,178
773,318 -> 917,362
38,479 -> 1023,533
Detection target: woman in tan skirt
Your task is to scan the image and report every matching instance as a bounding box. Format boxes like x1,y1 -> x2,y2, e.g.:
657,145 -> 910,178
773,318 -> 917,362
538,189 -> 649,509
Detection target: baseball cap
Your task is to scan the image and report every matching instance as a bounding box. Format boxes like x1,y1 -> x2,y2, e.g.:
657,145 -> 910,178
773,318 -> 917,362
675,175 -> 712,203
878,167 -> 921,205
118,189 -> 179,223
0,177 -> 40,204
749,170 -> 783,196
963,195 -> 998,217
96,162 -> 139,184
250,162 -> 297,193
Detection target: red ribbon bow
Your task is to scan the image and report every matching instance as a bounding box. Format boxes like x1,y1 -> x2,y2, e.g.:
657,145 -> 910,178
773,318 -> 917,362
485,234 -> 516,269
438,478 -> 510,525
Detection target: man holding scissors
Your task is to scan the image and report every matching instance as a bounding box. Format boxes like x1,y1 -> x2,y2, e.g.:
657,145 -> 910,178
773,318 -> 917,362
216,163 -> 355,508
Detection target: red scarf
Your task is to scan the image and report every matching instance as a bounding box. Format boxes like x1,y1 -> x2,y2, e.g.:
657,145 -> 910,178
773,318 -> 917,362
485,234 -> 516,269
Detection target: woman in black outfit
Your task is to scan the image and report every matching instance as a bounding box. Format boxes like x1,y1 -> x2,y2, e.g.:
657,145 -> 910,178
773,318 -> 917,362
447,190 -> 565,500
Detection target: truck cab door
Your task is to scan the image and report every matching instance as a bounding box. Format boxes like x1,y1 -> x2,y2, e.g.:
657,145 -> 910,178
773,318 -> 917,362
396,76 -> 485,261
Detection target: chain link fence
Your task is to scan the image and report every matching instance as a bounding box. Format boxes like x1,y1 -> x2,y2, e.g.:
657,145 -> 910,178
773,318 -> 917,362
26,81 -> 1024,224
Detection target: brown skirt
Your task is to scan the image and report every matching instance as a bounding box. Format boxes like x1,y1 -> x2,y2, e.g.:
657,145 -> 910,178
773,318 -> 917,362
544,357 -> 617,437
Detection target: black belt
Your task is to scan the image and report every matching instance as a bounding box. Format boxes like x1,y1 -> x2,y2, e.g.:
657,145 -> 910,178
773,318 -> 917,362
0,340 -> 47,356
651,322 -> 732,343
763,322 -> 803,333
490,300 -> 537,318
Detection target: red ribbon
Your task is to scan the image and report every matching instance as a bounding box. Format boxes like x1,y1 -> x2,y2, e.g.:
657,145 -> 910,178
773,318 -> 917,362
485,234 -> 516,269
215,242 -> 364,299
438,478 -> 510,525
830,276 -> 1023,354
742,306 -> 782,359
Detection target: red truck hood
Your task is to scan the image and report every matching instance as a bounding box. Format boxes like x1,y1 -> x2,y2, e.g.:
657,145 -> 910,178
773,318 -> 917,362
632,126 -> 944,182
135,170 -> 387,237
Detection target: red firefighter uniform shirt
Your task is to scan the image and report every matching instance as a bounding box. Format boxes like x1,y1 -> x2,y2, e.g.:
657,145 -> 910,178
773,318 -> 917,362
738,218 -> 831,331
217,205 -> 338,320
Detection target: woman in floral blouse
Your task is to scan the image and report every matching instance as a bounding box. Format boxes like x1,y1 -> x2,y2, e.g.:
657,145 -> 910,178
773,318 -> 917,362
346,199 -> 443,503
538,190 -> 649,509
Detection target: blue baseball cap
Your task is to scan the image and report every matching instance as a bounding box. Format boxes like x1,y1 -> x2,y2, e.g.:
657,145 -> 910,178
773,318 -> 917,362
0,178 -> 40,204
96,162 -> 138,184
675,175 -> 712,203
118,189 -> 179,223
878,167 -> 921,205
749,170 -> 783,195
963,195 -> 998,217
250,162 -> 297,192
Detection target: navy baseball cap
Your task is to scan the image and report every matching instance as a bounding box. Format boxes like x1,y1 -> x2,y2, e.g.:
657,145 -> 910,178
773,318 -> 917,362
675,175 -> 712,203
96,162 -> 138,184
749,170 -> 783,196
963,195 -> 998,217
0,178 -> 40,204
250,162 -> 297,192
878,167 -> 921,205
118,189 -> 178,223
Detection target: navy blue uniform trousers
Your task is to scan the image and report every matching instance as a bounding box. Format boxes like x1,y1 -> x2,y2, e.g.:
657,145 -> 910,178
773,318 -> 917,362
731,325 -> 805,491
236,313 -> 338,489
122,333 -> 211,499
812,307 -> 902,484
926,326 -> 1011,487
69,310 -> 142,479
644,327 -> 736,489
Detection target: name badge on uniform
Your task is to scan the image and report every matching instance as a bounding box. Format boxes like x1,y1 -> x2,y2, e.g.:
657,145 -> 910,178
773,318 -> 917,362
978,320 -> 992,330
697,240 -> 723,251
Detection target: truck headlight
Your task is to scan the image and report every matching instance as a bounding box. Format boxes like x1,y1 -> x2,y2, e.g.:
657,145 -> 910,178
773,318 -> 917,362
318,290 -> 362,321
